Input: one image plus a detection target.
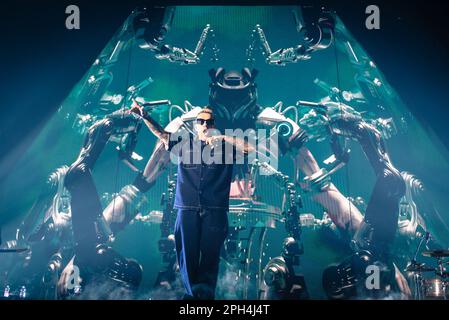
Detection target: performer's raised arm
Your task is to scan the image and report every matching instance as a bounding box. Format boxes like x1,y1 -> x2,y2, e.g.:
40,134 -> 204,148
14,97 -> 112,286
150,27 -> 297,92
129,99 -> 169,147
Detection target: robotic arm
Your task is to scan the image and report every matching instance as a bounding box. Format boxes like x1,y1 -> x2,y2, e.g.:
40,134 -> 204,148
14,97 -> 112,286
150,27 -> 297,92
134,6 -> 218,65
248,6 -> 334,66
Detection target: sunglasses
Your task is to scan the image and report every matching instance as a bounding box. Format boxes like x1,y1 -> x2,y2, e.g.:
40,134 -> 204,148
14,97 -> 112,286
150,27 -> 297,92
196,118 -> 215,126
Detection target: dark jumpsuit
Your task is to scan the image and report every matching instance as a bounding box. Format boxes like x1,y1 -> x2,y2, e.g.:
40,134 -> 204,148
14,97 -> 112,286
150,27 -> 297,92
168,132 -> 236,300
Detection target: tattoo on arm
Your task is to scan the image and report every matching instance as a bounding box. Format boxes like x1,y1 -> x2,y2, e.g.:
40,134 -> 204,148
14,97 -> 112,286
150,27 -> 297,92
222,136 -> 256,155
142,114 -> 169,146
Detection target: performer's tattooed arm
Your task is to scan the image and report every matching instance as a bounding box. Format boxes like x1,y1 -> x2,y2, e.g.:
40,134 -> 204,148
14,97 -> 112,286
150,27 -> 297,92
129,99 -> 169,147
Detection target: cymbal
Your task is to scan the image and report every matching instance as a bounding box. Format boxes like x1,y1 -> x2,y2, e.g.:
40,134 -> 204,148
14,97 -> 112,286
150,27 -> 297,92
422,250 -> 449,258
404,262 -> 435,273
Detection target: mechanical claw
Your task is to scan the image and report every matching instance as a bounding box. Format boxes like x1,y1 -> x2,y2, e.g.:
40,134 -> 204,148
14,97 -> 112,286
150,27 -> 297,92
248,7 -> 334,66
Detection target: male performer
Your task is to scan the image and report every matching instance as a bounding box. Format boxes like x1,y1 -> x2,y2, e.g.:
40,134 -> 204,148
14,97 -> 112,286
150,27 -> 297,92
130,101 -> 254,299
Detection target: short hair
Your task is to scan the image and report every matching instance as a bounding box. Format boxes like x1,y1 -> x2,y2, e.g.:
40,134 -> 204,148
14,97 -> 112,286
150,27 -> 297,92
197,107 -> 215,120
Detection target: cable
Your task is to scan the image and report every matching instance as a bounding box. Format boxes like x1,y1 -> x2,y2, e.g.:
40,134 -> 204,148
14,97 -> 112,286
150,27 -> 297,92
111,34 -> 135,225
332,16 -> 354,235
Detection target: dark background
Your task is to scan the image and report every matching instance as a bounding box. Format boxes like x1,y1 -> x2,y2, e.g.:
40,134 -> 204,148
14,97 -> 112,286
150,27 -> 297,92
0,0 -> 448,185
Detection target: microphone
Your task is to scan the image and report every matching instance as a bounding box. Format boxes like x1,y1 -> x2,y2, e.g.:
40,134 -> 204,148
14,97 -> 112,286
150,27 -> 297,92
141,99 -> 171,109
130,99 -> 170,118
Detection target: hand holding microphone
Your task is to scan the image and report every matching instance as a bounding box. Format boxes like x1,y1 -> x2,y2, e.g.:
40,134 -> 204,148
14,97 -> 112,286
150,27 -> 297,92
129,99 -> 171,118
129,99 -> 148,118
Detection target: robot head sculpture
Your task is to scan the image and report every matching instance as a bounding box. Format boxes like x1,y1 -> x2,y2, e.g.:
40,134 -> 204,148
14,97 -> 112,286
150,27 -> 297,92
208,67 -> 260,130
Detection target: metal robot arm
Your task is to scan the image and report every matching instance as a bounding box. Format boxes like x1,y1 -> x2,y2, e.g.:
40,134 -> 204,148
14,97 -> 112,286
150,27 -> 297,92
248,6 -> 334,66
296,100 -> 400,189
134,6 -> 218,65
257,102 -> 308,152
398,172 -> 449,243
75,75 -> 156,135
310,77 -> 399,139
256,102 -> 344,191
298,100 -> 405,257
65,109 -> 148,248
256,101 -> 364,233
59,107 -> 163,295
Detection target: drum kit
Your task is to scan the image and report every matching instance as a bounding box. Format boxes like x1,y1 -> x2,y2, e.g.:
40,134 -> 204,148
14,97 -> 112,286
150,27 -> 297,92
406,249 -> 449,300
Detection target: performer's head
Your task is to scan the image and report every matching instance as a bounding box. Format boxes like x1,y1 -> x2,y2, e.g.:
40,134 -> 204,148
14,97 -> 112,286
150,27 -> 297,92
195,107 -> 215,140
